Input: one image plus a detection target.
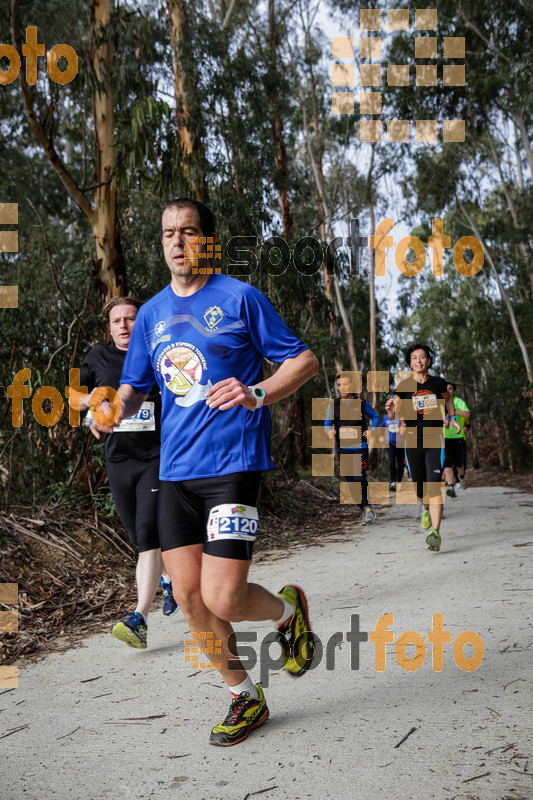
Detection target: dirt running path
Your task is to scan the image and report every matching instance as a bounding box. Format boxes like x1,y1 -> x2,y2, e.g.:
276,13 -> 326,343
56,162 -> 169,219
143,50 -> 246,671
1,486 -> 532,800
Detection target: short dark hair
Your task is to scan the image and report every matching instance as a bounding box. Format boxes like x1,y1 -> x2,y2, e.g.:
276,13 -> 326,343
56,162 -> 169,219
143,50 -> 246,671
160,197 -> 216,238
405,342 -> 436,368
447,380 -> 457,391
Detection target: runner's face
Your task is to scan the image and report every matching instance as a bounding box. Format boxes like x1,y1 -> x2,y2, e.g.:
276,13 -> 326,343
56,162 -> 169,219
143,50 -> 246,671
410,349 -> 430,374
447,383 -> 454,395
161,206 -> 209,282
338,377 -> 354,397
109,304 -> 137,351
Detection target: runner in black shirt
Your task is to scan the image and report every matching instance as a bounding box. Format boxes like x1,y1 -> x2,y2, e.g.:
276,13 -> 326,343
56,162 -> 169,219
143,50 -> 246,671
71,297 -> 177,648
395,343 -> 460,551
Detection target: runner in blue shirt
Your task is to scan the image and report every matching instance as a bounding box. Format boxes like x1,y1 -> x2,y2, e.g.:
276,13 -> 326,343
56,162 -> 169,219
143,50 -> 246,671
324,373 -> 380,524
379,396 -> 405,491
93,197 -> 318,747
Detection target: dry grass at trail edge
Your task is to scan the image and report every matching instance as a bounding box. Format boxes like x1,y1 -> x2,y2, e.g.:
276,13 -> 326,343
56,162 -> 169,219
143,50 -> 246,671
0,469 -> 530,667
0,476 -> 354,667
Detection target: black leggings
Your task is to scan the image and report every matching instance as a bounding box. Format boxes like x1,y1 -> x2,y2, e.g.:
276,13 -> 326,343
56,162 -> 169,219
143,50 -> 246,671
387,444 -> 405,483
105,457 -> 160,552
340,449 -> 369,509
404,445 -> 444,500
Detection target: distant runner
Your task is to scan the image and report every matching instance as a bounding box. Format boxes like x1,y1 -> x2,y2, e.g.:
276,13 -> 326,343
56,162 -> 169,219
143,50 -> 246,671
325,373 -> 380,524
92,197 -> 319,746
380,396 -> 404,491
71,297 -> 177,650
395,344 -> 460,551
443,381 -> 470,497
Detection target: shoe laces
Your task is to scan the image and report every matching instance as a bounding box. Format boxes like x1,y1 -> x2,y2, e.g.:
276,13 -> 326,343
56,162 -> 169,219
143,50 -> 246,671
123,611 -> 144,628
223,691 -> 253,724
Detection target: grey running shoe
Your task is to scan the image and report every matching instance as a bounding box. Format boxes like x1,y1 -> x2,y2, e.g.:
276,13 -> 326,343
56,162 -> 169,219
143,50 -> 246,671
361,505 -> 376,525
446,484 -> 457,498
426,528 -> 442,552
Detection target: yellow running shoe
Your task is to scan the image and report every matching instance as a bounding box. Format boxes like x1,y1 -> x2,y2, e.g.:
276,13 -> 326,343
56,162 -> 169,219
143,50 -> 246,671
209,685 -> 269,746
276,585 -> 315,676
420,510 -> 432,530
112,611 -> 147,649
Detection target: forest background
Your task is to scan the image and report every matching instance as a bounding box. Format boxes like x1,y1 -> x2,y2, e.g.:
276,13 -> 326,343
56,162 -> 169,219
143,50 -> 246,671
1,0 -> 532,523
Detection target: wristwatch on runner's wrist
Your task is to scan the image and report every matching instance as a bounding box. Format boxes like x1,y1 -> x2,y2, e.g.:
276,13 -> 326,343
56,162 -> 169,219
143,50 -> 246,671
249,386 -> 265,410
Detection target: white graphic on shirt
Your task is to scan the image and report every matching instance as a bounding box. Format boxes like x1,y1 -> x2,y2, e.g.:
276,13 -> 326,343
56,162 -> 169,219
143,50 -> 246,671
155,320 -> 165,336
156,342 -> 211,407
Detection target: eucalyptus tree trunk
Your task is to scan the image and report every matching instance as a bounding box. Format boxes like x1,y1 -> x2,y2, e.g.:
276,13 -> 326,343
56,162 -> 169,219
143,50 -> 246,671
90,0 -> 123,298
367,145 -> 378,407
12,0 -> 125,299
167,0 -> 208,202
268,0 -> 293,237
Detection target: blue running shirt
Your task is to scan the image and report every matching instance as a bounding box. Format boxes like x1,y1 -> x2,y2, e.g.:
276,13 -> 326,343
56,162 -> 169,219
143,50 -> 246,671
120,275 -> 308,481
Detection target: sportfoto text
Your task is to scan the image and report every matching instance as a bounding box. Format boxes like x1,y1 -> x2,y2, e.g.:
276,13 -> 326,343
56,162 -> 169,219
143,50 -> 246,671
225,218 -> 484,278
229,614 -> 484,687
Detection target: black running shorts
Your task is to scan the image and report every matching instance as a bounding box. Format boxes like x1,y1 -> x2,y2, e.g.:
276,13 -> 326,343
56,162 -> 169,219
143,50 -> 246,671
444,438 -> 466,469
158,471 -> 262,560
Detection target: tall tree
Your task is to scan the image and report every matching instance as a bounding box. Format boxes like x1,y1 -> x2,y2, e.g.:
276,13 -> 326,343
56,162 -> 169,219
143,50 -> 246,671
11,0 -> 125,298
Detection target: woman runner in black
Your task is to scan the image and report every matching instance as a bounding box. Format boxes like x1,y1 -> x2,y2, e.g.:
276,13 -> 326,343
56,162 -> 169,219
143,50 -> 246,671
395,344 -> 460,551
71,297 -> 177,648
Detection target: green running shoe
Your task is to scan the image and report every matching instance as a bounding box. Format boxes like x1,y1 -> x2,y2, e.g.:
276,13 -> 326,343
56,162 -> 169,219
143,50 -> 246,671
112,611 -> 147,649
209,685 -> 269,746
420,510 -> 432,530
425,528 -> 442,552
276,585 -> 315,676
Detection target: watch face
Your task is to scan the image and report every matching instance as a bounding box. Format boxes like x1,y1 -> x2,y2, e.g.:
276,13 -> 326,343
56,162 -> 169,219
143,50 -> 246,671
254,388 -> 264,398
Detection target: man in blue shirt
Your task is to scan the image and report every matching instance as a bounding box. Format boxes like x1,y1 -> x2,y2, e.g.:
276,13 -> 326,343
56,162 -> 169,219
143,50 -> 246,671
93,197 -> 318,747
325,373 -> 380,524
380,396 -> 405,491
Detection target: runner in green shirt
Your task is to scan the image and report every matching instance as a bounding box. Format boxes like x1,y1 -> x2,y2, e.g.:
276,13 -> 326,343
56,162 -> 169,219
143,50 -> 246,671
443,382 -> 470,497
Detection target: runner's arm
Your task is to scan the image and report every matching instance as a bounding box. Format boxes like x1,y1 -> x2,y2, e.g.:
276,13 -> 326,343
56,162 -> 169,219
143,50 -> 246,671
205,348 -> 318,411
68,387 -> 93,412
363,400 -> 380,441
324,403 -> 335,439
443,389 -> 461,433
394,394 -> 406,432
90,383 -> 148,439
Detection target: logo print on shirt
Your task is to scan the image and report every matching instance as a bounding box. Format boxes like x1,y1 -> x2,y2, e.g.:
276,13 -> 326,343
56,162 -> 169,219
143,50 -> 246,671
204,306 -> 223,330
155,321 -> 165,336
157,342 -> 212,408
